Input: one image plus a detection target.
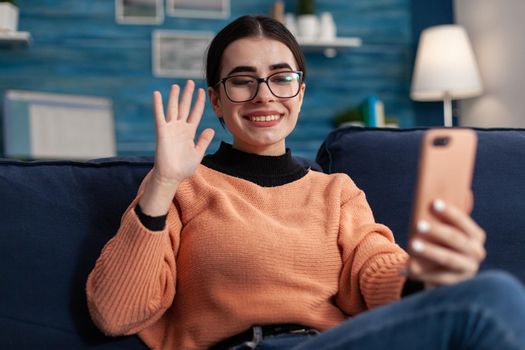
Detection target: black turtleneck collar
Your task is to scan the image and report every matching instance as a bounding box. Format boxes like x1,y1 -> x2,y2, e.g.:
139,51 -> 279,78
201,142 -> 308,187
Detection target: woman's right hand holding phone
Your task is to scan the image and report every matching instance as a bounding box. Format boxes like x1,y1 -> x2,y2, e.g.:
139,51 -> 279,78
407,199 -> 487,288
139,81 -> 215,217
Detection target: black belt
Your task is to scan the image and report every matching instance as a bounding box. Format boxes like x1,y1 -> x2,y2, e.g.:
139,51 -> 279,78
210,324 -> 318,350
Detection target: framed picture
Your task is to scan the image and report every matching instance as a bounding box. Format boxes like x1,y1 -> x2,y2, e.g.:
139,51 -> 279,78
166,0 -> 230,19
152,30 -> 214,78
115,0 -> 164,25
3,90 -> 116,160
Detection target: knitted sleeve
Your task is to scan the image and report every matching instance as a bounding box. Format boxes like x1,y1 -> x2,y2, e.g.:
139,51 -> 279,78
86,173 -> 181,336
335,175 -> 409,315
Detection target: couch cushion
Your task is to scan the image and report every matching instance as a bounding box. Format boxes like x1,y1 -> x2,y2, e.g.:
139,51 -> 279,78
0,158 -> 152,348
317,127 -> 525,283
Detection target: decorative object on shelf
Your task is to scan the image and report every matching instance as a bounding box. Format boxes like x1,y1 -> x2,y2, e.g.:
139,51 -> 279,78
283,13 -> 297,36
115,0 -> 164,25
319,12 -> 336,41
0,0 -> 18,32
332,96 -> 397,128
288,0 -> 349,58
297,36 -> 361,58
270,1 -> 284,23
278,1 -> 358,58
411,25 -> 483,127
0,0 -> 32,48
296,0 -> 318,39
166,0 -> 229,19
152,30 -> 214,78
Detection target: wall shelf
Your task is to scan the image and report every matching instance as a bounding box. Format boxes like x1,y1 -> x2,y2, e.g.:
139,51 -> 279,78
297,37 -> 362,57
0,31 -> 31,49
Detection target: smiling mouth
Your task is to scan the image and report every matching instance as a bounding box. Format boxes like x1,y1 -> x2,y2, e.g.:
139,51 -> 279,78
244,114 -> 283,122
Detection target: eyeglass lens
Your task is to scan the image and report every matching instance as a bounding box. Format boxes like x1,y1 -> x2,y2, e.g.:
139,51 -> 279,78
225,72 -> 301,102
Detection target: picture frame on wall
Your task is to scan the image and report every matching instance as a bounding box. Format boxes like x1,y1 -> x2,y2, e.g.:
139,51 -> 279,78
152,30 -> 214,78
115,0 -> 164,25
3,90 -> 116,160
166,0 -> 230,19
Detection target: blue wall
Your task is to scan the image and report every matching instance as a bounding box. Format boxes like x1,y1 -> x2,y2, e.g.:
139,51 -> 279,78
1,0 -> 440,160
410,0 -> 454,126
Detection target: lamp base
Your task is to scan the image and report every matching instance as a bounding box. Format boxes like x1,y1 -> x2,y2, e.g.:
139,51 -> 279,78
443,95 -> 453,127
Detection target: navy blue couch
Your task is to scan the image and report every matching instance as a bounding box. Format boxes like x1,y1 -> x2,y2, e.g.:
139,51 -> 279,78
1,127 -> 524,348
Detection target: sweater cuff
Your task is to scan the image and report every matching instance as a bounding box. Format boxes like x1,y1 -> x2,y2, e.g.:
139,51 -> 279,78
134,204 -> 167,231
360,253 -> 409,309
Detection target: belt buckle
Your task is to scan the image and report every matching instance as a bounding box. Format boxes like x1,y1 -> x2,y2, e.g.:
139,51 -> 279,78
289,328 -> 309,334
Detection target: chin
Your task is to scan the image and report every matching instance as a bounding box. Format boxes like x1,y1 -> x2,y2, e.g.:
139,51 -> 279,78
249,133 -> 288,146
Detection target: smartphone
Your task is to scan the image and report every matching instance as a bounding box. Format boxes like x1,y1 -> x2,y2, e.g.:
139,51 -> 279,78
409,128 -> 478,235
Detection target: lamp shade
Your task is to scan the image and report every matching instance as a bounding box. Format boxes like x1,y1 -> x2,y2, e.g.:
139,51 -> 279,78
411,25 -> 482,101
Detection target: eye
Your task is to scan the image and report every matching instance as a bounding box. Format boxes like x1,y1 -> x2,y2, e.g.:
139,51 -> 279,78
228,76 -> 256,86
270,73 -> 296,85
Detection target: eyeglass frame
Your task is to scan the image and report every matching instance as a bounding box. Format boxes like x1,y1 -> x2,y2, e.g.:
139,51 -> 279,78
214,70 -> 304,103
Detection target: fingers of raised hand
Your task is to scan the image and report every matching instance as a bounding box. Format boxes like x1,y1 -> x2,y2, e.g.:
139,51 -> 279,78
166,84 -> 181,122
162,81 -> 205,124
153,91 -> 168,130
177,80 -> 196,121
187,87 -> 206,126
195,128 -> 215,155
154,81 -> 206,129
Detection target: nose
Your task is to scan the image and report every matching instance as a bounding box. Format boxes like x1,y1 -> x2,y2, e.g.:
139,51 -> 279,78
252,81 -> 275,103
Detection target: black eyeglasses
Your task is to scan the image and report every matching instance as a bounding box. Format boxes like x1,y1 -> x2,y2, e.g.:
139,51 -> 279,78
215,71 -> 303,103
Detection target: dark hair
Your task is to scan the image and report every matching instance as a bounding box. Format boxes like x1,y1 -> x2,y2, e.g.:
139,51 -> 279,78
206,15 -> 307,89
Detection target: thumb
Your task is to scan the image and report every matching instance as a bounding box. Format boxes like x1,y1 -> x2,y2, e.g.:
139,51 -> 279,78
195,128 -> 215,155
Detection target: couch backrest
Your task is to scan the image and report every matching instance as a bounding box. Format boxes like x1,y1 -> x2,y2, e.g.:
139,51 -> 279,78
0,158 -> 151,348
3,129 -> 524,347
0,154 -> 319,348
317,127 -> 525,283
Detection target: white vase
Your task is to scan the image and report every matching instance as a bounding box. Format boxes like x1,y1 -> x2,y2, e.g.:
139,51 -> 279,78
0,3 -> 19,32
284,13 -> 297,37
297,14 -> 319,40
319,12 -> 336,41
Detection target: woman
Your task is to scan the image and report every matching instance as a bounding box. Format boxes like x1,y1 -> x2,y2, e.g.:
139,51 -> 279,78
86,15 -> 525,350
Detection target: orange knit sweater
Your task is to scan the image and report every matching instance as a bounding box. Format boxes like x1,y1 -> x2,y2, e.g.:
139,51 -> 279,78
86,165 -> 409,350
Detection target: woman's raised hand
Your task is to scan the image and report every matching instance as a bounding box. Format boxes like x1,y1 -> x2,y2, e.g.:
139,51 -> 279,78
152,81 -> 214,185
139,81 -> 215,216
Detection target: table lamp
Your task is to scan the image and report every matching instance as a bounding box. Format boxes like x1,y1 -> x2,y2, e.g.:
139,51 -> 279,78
410,25 -> 483,127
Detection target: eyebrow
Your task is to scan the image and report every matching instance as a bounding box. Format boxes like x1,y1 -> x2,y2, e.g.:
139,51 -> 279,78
226,63 -> 294,76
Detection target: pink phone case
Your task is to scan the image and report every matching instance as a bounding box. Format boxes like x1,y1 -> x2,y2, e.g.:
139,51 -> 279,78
410,128 -> 478,236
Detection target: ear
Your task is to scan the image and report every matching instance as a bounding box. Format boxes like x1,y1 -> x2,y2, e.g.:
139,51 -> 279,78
208,87 -> 223,117
299,83 -> 306,102
297,82 -> 306,107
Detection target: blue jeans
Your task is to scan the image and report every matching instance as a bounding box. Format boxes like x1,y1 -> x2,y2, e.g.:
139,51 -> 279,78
229,271 -> 525,350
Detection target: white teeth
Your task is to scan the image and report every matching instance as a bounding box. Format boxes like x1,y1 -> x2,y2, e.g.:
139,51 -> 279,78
248,115 -> 281,122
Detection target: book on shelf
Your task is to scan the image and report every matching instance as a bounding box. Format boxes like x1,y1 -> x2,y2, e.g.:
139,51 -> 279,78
333,95 -> 398,128
362,95 -> 385,127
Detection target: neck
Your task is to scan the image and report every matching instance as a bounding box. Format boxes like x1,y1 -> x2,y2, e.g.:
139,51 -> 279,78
201,142 -> 308,187
232,140 -> 286,156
